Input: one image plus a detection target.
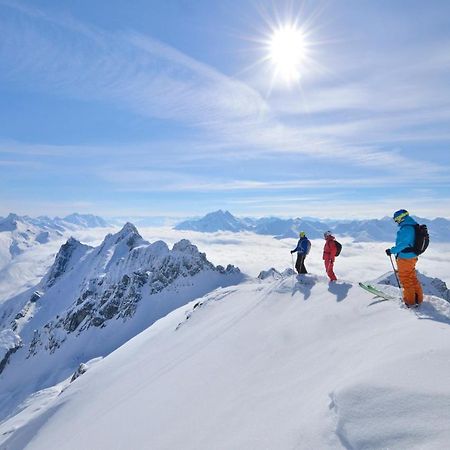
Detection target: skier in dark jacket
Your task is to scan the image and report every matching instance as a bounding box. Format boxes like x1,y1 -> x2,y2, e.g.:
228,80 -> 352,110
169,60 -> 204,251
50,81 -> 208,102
291,231 -> 311,274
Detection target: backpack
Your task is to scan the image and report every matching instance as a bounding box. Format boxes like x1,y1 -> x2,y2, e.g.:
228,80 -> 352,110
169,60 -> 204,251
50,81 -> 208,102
305,239 -> 311,255
334,240 -> 342,257
405,224 -> 429,255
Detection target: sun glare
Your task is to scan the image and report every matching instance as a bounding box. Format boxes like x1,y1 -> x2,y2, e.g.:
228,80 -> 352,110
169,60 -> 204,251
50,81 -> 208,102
268,25 -> 308,84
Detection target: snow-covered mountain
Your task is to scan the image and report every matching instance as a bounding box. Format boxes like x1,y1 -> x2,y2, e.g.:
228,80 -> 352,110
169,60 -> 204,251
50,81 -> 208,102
175,210 -> 248,232
0,213 -> 109,234
0,214 -> 61,263
253,216 -> 327,239
175,210 -> 450,242
0,213 -> 112,303
1,271 -> 449,449
57,213 -> 109,228
0,223 -> 242,422
0,213 -> 110,261
175,211 -> 327,238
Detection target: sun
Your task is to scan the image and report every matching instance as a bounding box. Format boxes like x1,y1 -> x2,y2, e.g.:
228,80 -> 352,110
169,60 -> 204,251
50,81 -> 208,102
238,6 -> 323,92
268,25 -> 308,84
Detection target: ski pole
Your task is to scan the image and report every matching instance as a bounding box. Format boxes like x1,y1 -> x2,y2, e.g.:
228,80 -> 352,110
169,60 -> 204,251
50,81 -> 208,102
389,254 -> 401,289
291,252 -> 295,287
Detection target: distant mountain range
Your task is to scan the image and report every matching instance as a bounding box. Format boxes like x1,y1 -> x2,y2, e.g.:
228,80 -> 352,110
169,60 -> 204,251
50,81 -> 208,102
0,213 -> 109,261
0,212 -> 109,234
0,213 -> 112,302
175,210 -> 450,242
0,223 -> 242,422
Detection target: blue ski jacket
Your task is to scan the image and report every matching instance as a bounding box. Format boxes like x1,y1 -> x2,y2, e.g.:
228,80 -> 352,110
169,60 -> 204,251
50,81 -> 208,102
292,237 -> 311,255
390,215 -> 418,259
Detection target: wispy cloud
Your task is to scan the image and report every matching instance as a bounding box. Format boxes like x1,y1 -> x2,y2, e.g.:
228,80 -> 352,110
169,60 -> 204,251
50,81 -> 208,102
0,0 -> 444,176
0,2 -> 268,124
97,166 -> 450,193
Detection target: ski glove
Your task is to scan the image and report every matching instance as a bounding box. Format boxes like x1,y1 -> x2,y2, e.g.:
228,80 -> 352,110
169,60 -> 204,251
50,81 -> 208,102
290,250 -> 295,254
385,249 -> 392,256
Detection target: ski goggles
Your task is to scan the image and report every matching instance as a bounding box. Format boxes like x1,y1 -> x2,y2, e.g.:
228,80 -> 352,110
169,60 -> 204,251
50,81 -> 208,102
393,212 -> 409,223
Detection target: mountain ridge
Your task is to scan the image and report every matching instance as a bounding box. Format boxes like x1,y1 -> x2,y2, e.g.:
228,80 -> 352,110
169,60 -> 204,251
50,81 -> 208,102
175,210 -> 450,241
0,223 -> 243,422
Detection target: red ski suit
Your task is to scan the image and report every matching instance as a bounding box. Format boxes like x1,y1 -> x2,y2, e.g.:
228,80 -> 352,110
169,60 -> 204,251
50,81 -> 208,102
323,236 -> 337,281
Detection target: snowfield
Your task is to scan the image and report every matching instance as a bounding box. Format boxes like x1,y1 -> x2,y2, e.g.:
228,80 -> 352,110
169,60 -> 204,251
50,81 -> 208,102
1,273 -> 449,450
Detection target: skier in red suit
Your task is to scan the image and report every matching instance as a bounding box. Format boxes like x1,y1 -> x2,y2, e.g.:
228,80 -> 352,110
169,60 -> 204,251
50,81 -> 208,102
323,231 -> 337,281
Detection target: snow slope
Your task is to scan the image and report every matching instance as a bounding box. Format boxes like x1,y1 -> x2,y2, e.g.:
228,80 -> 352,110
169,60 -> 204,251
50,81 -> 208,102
2,273 -> 450,450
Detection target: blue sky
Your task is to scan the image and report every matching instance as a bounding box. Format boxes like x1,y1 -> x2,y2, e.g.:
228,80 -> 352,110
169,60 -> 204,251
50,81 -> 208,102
0,0 -> 449,219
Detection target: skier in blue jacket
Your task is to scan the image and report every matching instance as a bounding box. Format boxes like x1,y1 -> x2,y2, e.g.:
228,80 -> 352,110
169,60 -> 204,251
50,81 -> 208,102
291,231 -> 311,274
385,209 -> 424,307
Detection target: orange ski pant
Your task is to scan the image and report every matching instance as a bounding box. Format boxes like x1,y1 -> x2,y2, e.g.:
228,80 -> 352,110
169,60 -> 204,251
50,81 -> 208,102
397,257 -> 423,306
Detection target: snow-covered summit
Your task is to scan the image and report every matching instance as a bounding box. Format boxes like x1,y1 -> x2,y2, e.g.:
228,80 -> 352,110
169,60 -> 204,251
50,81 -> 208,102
175,210 -> 249,232
0,213 -> 23,233
44,237 -> 92,288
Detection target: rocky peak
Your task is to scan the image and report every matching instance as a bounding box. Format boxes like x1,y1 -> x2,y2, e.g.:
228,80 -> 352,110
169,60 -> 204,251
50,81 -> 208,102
172,239 -> 201,255
45,238 -> 92,288
258,268 -> 283,280
208,209 -> 231,218
112,222 -> 144,247
118,222 -> 139,235
0,330 -> 22,375
0,213 -> 22,232
39,235 -> 238,336
205,210 -> 239,224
